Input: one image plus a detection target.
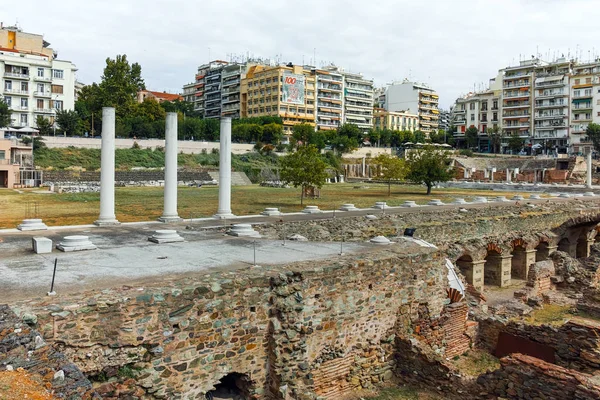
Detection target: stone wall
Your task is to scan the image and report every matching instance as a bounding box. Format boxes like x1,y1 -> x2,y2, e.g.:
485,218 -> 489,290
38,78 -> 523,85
477,353 -> 600,399
477,316 -> 600,374
43,170 -> 215,187
0,305 -> 97,399
12,246 -> 458,399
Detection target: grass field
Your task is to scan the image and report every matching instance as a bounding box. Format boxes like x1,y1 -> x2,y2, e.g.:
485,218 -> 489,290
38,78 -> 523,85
0,183 -> 531,229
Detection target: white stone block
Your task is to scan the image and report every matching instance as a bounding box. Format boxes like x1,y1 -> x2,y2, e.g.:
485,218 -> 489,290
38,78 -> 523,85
302,206 -> 322,214
558,193 -> 570,198
339,204 -> 359,211
287,234 -> 308,241
452,198 -> 468,205
511,195 -> 525,201
584,192 -> 596,197
32,237 -> 52,254
401,201 -> 418,208
427,199 -> 444,206
370,236 -> 392,245
17,219 -> 48,231
261,207 -> 282,216
473,197 -> 488,203
227,224 -> 260,237
529,194 -> 542,200
148,230 -> 184,244
495,196 -> 509,202
373,202 -> 389,209
56,236 -> 97,252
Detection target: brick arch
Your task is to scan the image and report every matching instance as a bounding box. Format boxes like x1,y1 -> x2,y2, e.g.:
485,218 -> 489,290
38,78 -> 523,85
511,238 -> 527,250
487,242 -> 504,255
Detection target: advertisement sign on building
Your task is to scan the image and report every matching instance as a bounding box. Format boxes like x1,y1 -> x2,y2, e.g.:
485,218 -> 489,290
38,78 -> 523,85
282,73 -> 305,105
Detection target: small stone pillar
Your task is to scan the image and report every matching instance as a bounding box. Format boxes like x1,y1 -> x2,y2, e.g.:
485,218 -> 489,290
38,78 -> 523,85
460,260 -> 486,293
362,157 -> 366,177
159,112 -> 181,222
499,254 -> 513,287
587,151 -> 593,189
95,107 -> 120,226
215,117 -> 234,219
506,168 -> 511,183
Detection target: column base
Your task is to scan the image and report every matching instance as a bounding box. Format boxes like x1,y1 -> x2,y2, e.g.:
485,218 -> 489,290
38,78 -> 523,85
214,212 -> 235,220
94,219 -> 121,226
158,216 -> 183,223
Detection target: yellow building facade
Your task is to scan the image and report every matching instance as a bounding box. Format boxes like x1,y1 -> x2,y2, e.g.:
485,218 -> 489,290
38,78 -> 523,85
241,65 -> 316,135
373,109 -> 419,132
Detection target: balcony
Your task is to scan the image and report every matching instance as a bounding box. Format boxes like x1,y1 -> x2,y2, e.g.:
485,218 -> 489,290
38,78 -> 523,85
4,71 -> 29,80
573,117 -> 593,122
222,79 -> 240,87
33,75 -> 52,82
221,96 -> 240,105
317,93 -> 342,101
536,113 -> 567,120
503,112 -> 530,118
535,122 -> 567,129
503,122 -> 530,129
34,91 -> 51,98
536,91 -> 567,99
4,88 -> 29,95
573,104 -> 593,110
318,103 -> 342,110
503,102 -> 530,109
34,108 -> 54,113
11,105 -> 29,111
503,81 -> 530,89
573,93 -> 593,99
504,91 -> 530,99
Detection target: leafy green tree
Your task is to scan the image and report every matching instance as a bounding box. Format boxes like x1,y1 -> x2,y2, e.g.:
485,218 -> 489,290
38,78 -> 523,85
586,123 -> 600,153
414,130 -> 426,143
280,145 -> 328,205
507,133 -> 525,154
329,134 -> 358,155
35,116 -> 53,136
291,123 -> 326,150
261,123 -> 284,144
132,99 -> 166,122
55,109 -> 83,136
488,125 -> 504,154
161,99 -> 195,115
465,126 -> 479,149
372,153 -> 407,195
0,97 -> 11,127
21,135 -> 46,150
179,118 -> 203,141
406,145 -> 454,195
368,129 -> 381,146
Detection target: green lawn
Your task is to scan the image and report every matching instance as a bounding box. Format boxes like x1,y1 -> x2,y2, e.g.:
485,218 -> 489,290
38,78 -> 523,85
0,183 -> 534,229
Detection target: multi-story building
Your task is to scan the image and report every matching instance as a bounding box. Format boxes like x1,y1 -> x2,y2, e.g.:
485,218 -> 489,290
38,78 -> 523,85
241,64 -> 316,135
569,61 -> 600,154
438,109 -> 451,132
0,24 -> 77,129
501,59 -> 537,145
204,62 -> 228,119
182,82 -> 196,105
182,61 -> 226,117
342,70 -> 374,131
382,80 -> 439,135
220,63 -> 245,119
314,67 -> 343,131
533,59 -> 571,152
373,108 -> 419,132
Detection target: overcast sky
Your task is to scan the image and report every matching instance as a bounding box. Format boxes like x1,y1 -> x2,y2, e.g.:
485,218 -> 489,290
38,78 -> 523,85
3,0 -> 600,108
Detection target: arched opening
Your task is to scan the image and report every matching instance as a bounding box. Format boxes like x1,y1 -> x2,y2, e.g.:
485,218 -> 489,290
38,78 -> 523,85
206,373 -> 252,400
484,249 -> 503,287
576,230 -> 592,259
535,242 -> 550,262
456,255 -> 474,279
511,245 -> 528,280
557,238 -> 570,254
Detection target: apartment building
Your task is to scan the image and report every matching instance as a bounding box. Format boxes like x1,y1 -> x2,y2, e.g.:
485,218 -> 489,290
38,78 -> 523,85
382,80 -> 439,135
342,70 -> 374,131
451,86 -> 500,151
533,59 -> 571,151
0,24 -> 77,129
568,61 -> 600,154
501,60 -> 536,145
438,109 -> 451,132
314,67 -> 343,131
373,108 -> 419,132
241,64 -> 316,135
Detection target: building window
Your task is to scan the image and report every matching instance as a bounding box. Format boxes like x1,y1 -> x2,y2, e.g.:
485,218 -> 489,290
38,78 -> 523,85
54,100 -> 63,110
51,85 -> 64,94
0,150 -> 4,160
20,98 -> 28,108
20,114 -> 28,124
37,99 -> 44,109
21,82 -> 28,92
493,100 -> 498,109
52,69 -> 64,79
4,96 -> 11,106
586,77 -> 592,84
469,103 -> 475,110
575,79 -> 580,85
4,80 -> 11,90
37,68 -> 44,77
470,114 -> 475,121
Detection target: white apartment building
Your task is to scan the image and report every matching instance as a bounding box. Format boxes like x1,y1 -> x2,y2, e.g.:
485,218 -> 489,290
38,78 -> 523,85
383,80 -> 439,135
341,70 -> 374,131
0,25 -> 76,129
315,67 -> 344,131
569,61 -> 600,154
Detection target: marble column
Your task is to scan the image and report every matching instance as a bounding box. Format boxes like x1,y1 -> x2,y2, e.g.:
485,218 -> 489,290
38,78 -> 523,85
587,151 -> 593,189
94,107 -> 120,226
159,112 -> 181,222
215,117 -> 234,219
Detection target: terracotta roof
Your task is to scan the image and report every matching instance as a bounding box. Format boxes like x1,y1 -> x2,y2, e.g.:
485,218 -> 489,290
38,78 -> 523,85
144,90 -> 183,102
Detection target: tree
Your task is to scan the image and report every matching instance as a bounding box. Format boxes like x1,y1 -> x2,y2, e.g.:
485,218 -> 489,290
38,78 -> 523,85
280,145 -> 328,205
372,153 -> 407,195
0,97 -> 11,127
414,130 -> 426,143
55,109 -> 83,136
261,123 -> 284,144
405,145 -> 454,195
35,116 -> 53,136
291,123 -> 326,150
465,126 -> 478,149
586,123 -> 600,153
330,123 -> 361,154
507,133 -> 525,154
21,135 -> 46,150
488,125 -> 504,154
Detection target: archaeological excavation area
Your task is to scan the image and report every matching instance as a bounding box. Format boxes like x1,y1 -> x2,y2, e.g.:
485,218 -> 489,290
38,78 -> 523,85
3,195 -> 600,399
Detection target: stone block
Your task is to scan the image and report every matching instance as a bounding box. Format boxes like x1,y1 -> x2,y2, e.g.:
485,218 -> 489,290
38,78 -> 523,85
512,195 -> 525,201
373,202 -> 390,209
148,230 -> 185,244
32,237 -> 52,254
558,193 -> 570,198
370,236 -> 391,245
261,207 -> 282,216
400,201 -> 418,208
452,198 -> 468,204
227,224 -> 260,237
339,204 -> 359,211
427,199 -> 444,206
302,205 -> 322,214
56,236 -> 97,252
17,219 -> 48,231
495,196 -> 509,202
529,194 -> 542,200
473,196 -> 488,203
